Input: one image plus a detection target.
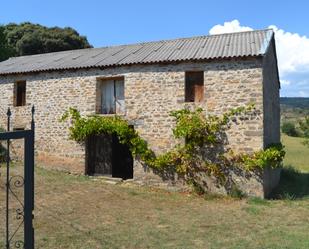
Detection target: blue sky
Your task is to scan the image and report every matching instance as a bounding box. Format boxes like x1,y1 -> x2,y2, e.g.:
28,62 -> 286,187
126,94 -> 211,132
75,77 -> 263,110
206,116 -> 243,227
1,0 -> 309,97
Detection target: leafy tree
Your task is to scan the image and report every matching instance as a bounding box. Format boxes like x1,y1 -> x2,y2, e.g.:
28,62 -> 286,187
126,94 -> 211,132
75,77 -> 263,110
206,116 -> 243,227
299,116 -> 309,146
0,25 -> 15,61
2,22 -> 92,57
281,121 -> 298,137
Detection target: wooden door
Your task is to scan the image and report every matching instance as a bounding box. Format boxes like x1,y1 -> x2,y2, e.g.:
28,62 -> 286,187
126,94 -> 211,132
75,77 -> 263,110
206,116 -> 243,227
86,134 -> 113,175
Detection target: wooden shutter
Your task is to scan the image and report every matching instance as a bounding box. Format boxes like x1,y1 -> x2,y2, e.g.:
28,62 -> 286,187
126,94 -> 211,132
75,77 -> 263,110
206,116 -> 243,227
185,72 -> 204,102
15,81 -> 26,106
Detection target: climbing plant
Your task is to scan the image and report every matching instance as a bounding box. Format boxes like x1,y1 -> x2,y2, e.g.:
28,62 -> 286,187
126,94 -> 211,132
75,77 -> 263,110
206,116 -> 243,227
60,105 -> 285,186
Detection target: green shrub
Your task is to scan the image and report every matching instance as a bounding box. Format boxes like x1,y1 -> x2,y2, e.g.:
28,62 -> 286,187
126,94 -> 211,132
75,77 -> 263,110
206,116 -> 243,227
230,143 -> 286,170
299,116 -> 309,146
281,121 -> 298,137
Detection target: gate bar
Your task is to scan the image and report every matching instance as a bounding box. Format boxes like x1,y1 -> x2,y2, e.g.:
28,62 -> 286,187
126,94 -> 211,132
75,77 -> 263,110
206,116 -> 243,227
6,108 -> 11,249
24,105 -> 35,249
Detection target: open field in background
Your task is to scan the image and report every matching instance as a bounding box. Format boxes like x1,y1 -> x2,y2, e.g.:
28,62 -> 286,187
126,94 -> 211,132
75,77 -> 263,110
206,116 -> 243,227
282,134 -> 309,172
0,133 -> 308,249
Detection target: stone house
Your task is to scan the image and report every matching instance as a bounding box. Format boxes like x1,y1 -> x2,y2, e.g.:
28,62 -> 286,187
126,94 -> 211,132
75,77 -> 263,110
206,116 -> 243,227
0,29 -> 280,197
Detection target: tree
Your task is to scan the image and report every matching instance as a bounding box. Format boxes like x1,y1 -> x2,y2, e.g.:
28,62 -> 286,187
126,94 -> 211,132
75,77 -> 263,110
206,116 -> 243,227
281,121 -> 298,137
0,25 -> 15,61
2,22 -> 92,57
299,116 -> 309,146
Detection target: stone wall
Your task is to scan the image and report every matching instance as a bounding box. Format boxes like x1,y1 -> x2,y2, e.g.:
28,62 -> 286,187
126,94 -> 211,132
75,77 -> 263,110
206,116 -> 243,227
0,57 -> 275,195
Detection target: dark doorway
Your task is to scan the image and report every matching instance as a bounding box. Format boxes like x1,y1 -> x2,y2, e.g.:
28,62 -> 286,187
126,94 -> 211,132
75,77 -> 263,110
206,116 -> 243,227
86,133 -> 133,179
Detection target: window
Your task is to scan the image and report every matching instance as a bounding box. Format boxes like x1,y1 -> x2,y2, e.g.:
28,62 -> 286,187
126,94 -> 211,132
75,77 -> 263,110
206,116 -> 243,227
185,71 -> 204,102
97,78 -> 125,114
14,81 -> 26,106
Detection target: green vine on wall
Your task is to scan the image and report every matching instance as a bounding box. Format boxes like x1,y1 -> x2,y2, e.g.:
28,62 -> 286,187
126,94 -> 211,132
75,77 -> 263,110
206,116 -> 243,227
60,105 -> 285,185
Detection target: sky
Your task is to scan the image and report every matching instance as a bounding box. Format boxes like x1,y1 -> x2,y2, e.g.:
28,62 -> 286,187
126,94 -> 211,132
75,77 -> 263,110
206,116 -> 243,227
1,0 -> 309,97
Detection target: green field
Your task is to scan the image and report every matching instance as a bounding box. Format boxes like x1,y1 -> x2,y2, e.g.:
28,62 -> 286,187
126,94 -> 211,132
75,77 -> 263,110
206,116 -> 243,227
270,134 -> 309,200
282,134 -> 309,172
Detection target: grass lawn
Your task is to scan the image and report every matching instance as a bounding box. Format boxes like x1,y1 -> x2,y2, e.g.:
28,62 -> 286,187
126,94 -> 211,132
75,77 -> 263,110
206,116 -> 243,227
0,135 -> 308,248
282,134 -> 309,172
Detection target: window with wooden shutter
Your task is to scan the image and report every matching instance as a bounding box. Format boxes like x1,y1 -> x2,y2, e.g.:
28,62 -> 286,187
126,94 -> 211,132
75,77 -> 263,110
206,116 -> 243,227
185,71 -> 204,102
14,81 -> 26,106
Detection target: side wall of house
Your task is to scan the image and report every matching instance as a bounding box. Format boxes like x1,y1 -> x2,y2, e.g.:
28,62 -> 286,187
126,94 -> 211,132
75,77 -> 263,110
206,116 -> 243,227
262,38 -> 281,197
262,38 -> 281,147
0,59 -> 264,176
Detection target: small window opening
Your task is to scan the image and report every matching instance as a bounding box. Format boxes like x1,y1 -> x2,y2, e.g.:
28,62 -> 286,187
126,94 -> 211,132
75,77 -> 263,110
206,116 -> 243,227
14,81 -> 26,106
97,78 -> 125,114
185,71 -> 204,102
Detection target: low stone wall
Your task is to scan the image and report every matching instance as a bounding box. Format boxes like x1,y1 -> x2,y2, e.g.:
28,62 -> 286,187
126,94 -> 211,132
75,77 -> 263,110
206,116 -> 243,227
133,159 -> 281,198
133,160 -> 187,190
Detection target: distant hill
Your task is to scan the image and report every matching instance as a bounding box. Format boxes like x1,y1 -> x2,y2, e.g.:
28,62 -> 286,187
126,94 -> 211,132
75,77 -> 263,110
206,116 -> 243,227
280,97 -> 309,122
280,97 -> 309,109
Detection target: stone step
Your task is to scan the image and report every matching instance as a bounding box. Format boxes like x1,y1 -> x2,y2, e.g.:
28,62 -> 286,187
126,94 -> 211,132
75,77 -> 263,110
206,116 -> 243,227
90,175 -> 123,184
103,180 -> 119,185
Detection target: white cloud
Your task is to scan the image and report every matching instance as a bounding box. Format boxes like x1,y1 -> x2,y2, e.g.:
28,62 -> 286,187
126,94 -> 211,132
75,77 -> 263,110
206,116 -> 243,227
269,25 -> 309,77
209,20 -> 309,97
209,20 -> 253,35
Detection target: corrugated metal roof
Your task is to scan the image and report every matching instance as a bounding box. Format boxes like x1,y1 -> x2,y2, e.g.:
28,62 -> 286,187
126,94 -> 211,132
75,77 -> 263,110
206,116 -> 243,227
0,29 -> 274,75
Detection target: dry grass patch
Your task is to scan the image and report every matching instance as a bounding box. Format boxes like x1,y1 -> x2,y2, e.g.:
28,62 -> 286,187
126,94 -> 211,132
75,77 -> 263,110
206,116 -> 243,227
1,163 -> 309,248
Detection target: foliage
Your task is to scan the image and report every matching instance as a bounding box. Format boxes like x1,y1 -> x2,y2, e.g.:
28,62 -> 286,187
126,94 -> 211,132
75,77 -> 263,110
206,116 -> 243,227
2,22 -> 92,57
299,116 -> 309,146
61,105 -> 285,189
0,25 -> 15,61
229,143 -> 285,170
281,121 -> 299,137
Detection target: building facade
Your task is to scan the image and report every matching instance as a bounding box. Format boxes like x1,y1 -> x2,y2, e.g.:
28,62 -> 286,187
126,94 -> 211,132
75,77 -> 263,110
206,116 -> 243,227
0,29 -> 280,197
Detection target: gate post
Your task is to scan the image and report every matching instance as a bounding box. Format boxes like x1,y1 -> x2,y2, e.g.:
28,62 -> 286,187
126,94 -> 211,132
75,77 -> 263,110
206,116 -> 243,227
6,108 -> 11,249
24,106 -> 35,249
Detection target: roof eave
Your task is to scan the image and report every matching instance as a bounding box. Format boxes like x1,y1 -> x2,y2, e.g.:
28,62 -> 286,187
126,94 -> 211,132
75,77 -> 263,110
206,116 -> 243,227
0,55 -> 264,76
